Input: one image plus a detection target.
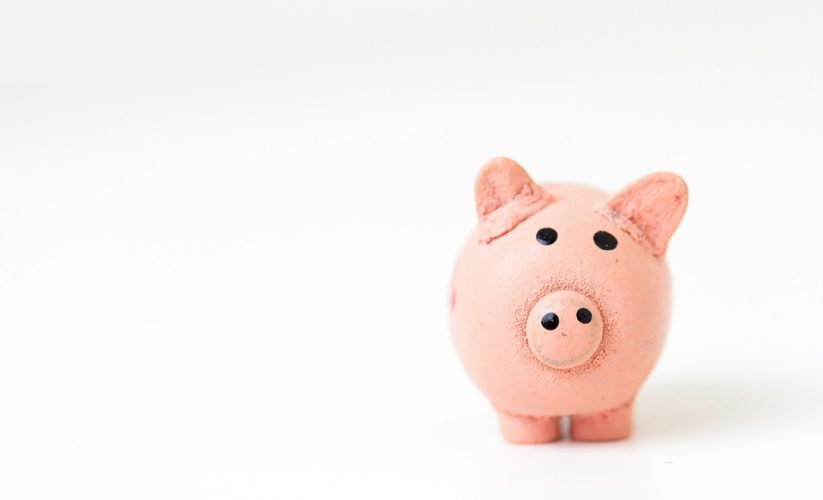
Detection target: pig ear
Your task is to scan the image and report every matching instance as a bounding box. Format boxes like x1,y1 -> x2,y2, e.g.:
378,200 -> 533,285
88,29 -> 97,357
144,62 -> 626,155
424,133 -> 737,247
605,172 -> 688,257
474,157 -> 554,243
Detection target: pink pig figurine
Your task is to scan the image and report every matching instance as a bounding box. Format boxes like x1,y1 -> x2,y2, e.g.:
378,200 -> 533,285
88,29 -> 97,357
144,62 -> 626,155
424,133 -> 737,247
449,157 -> 688,443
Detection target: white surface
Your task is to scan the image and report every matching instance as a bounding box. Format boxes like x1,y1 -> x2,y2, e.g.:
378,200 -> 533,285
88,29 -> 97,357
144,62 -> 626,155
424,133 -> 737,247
2,1 -> 823,498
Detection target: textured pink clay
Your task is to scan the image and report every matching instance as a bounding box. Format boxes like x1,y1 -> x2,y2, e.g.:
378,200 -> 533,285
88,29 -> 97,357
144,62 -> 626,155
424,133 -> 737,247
449,157 -> 688,444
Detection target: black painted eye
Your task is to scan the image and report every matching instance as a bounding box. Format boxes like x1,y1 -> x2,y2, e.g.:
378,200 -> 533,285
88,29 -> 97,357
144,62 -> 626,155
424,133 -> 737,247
536,227 -> 558,246
541,312 -> 559,330
576,308 -> 592,324
593,231 -> 618,250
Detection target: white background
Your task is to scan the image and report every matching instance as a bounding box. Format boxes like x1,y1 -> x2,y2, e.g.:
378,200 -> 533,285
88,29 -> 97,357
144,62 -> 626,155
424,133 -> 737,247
2,1 -> 822,498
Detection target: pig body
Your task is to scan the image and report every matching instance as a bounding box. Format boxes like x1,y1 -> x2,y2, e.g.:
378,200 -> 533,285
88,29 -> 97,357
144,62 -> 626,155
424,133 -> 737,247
449,158 -> 687,443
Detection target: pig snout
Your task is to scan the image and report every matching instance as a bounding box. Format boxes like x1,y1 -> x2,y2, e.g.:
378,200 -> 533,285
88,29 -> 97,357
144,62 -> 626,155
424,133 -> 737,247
525,290 -> 603,369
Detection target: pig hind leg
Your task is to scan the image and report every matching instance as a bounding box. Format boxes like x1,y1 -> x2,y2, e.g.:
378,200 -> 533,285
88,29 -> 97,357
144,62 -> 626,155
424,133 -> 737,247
570,400 -> 633,441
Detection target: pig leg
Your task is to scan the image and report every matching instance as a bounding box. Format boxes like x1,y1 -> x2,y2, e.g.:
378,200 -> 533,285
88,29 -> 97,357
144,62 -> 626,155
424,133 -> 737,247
496,410 -> 561,444
570,400 -> 633,441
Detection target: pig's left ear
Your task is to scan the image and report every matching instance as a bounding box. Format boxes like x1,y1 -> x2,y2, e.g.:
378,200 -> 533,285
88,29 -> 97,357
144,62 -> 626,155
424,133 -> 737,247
605,172 -> 688,257
474,157 -> 554,243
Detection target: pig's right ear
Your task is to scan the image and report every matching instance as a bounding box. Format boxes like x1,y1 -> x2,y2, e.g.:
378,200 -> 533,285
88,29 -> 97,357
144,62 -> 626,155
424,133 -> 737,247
604,172 -> 688,257
474,157 -> 554,244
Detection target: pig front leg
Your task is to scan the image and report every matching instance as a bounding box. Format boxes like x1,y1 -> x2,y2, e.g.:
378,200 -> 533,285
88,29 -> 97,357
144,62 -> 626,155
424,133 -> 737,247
570,400 -> 633,441
496,409 -> 561,444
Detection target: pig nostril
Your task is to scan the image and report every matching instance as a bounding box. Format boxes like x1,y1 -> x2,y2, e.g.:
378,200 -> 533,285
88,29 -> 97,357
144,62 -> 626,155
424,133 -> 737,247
541,312 -> 559,330
576,308 -> 592,324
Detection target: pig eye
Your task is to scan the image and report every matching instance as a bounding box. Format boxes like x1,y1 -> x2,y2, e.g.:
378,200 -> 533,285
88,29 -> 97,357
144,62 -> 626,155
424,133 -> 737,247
593,231 -> 618,250
536,227 -> 558,246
